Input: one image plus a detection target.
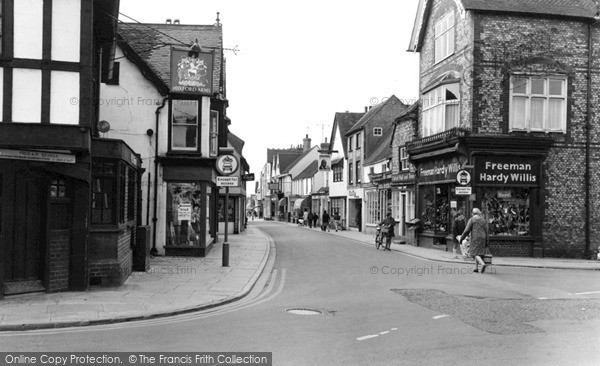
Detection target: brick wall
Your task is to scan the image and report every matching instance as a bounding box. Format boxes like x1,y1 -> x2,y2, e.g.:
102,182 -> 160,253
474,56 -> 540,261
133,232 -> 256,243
88,229 -> 133,286
48,231 -> 70,292
415,1 -> 600,257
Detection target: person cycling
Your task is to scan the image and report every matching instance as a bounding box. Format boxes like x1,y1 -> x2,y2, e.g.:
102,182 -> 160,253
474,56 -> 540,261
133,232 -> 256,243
378,212 -> 396,251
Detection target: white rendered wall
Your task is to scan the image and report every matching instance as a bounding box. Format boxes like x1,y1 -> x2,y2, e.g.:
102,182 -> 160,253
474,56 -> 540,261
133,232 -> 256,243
100,46 -> 168,252
12,69 -> 42,122
52,0 -> 81,62
50,71 -> 79,124
14,0 -> 43,60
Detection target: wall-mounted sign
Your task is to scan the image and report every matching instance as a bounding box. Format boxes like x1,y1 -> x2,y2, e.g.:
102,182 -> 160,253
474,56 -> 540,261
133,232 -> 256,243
268,183 -> 279,190
475,156 -> 541,187
170,48 -> 214,96
216,154 -> 239,176
242,173 -> 255,181
456,170 -> 471,185
418,157 -> 461,183
0,149 -> 76,164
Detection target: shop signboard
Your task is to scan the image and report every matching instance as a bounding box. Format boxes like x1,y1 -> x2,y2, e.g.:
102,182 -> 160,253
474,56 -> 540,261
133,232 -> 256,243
418,157 -> 461,183
475,156 -> 541,187
170,48 -> 214,96
0,149 -> 76,163
217,176 -> 239,187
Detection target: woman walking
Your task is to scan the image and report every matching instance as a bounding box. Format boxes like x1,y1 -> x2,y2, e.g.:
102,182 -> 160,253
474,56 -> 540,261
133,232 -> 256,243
459,208 -> 489,273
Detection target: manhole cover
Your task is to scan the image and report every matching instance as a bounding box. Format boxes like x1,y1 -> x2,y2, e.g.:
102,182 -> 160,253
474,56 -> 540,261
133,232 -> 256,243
286,308 -> 322,315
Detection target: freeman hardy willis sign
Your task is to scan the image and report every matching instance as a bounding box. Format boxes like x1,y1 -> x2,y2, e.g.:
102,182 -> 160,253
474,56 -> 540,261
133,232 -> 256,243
475,156 -> 541,187
170,47 -> 215,96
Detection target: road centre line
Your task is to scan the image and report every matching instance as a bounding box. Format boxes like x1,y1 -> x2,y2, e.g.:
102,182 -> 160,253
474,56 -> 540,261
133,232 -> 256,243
357,334 -> 379,341
433,314 -> 449,319
574,291 -> 600,295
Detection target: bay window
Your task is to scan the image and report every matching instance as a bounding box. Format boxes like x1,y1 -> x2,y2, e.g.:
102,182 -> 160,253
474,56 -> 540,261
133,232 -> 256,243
210,110 -> 219,156
509,75 -> 567,133
422,83 -> 460,137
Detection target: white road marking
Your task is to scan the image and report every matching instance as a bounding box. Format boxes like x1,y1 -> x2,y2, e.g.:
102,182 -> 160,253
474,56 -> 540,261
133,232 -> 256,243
357,334 -> 379,341
538,297 -> 549,300
433,314 -> 449,319
390,328 -> 398,331
574,291 -> 600,295
379,331 -> 390,335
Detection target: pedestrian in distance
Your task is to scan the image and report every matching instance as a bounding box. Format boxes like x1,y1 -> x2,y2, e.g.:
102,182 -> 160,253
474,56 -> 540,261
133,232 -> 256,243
333,210 -> 341,231
321,210 -> 331,232
312,210 -> 319,229
303,208 -> 309,227
459,208 -> 489,273
451,208 -> 467,259
378,212 -> 396,251
307,210 -> 314,228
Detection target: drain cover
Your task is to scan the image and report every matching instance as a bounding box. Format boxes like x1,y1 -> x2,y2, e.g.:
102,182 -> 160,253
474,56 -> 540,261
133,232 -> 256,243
286,308 -> 322,315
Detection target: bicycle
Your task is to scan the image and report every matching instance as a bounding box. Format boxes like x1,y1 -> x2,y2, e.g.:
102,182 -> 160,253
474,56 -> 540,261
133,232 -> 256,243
375,225 -> 390,250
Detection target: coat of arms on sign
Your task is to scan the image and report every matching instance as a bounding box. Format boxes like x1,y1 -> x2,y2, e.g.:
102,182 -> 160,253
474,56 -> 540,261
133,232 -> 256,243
177,57 -> 209,87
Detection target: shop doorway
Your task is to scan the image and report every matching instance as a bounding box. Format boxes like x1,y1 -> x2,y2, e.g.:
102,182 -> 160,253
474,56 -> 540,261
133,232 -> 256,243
2,167 -> 46,295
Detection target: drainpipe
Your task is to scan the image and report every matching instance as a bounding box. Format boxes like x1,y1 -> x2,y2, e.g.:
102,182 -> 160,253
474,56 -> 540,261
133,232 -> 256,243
151,97 -> 169,256
585,23 -> 592,258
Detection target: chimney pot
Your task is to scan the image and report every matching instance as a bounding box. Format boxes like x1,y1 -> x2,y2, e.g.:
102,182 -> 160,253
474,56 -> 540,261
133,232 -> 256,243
166,19 -> 172,24
174,19 -> 180,24
364,106 -> 368,112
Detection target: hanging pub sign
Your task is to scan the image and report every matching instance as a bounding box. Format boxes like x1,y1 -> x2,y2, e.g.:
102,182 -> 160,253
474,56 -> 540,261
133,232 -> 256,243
170,47 -> 214,95
475,156 -> 541,187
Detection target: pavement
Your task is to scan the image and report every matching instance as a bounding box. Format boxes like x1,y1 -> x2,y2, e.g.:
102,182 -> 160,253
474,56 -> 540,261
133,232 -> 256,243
1,219 -> 599,331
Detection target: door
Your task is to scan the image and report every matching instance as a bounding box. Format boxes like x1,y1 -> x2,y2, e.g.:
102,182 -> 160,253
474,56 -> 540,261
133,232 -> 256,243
2,168 -> 45,295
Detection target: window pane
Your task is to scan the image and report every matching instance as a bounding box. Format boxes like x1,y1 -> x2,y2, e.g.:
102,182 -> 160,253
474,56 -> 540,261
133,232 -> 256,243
530,98 -> 545,129
445,103 -> 459,129
447,28 -> 455,55
549,79 -> 564,96
172,100 -> 198,149
445,83 -> 459,100
512,77 -> 527,94
548,98 -> 564,130
511,96 -> 527,129
531,78 -> 544,95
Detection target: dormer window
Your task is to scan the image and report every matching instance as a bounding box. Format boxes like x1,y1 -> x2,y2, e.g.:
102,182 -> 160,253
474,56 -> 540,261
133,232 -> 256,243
373,127 -> 383,136
434,12 -> 455,64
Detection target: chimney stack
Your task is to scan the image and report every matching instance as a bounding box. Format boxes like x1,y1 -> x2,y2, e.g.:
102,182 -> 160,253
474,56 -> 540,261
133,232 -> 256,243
166,19 -> 172,24
303,134 -> 311,152
364,106 -> 368,113
174,19 -> 180,25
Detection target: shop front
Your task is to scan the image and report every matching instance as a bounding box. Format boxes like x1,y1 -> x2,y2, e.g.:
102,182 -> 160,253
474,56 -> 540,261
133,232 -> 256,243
409,130 -> 552,256
414,156 -> 463,249
161,163 -> 217,257
475,154 -> 544,257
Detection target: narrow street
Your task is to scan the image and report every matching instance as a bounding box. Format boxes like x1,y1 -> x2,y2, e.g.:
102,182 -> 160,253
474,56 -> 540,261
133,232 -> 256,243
2,222 -> 600,365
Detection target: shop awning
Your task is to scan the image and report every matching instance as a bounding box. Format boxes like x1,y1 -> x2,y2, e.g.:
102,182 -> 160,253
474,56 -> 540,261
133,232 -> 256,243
293,197 -> 311,210
278,197 -> 287,206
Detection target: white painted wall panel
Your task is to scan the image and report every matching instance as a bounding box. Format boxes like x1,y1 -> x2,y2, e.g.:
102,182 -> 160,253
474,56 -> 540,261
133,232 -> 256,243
12,69 -> 42,123
50,71 -> 80,124
14,0 -> 44,59
52,0 -> 81,62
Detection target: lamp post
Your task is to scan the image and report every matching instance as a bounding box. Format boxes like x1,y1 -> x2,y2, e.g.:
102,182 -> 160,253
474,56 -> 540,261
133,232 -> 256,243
216,148 -> 239,267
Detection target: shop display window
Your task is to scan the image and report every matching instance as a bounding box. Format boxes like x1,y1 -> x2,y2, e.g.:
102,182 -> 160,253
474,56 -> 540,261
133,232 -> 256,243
166,182 -> 202,246
419,185 -> 449,232
482,187 -> 530,236
218,196 -> 235,222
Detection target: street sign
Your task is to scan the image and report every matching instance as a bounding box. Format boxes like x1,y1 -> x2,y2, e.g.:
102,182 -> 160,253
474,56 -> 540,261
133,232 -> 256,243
216,154 -> 239,176
455,186 -> 472,195
456,170 -> 471,185
242,173 -> 255,181
217,176 -> 239,187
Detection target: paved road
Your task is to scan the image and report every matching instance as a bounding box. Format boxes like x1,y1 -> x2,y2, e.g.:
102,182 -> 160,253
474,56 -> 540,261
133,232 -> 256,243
2,221 -> 600,365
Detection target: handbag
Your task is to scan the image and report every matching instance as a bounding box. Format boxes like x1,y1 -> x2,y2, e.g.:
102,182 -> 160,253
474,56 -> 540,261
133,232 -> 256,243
483,248 -> 493,265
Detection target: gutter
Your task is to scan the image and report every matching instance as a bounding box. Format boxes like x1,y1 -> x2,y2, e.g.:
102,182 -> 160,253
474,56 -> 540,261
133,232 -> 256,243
151,97 -> 169,255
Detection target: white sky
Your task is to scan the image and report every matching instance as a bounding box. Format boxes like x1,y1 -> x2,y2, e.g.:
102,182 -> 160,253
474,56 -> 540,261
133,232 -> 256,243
118,0 -> 421,193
